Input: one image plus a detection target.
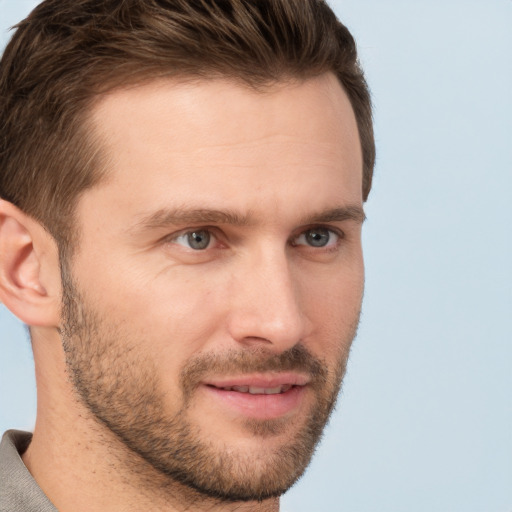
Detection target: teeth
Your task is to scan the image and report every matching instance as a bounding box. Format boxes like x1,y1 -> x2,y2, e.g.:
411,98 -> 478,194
220,385 -> 293,394
263,386 -> 282,395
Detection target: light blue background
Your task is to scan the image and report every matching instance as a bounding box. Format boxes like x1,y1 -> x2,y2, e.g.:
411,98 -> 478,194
1,1 -> 511,511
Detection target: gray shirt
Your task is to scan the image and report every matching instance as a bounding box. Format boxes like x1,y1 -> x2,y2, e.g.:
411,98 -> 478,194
0,430 -> 57,511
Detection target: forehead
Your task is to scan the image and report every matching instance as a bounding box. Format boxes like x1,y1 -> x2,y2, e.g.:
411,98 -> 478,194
84,74 -> 362,223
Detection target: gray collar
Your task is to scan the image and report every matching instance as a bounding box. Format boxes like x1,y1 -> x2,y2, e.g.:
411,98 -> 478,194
0,430 -> 57,512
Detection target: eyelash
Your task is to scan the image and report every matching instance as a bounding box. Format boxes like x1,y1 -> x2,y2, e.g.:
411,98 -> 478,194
290,226 -> 343,250
170,229 -> 220,251
166,226 -> 344,251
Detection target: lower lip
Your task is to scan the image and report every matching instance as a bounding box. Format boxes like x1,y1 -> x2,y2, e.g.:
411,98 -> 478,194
202,385 -> 306,420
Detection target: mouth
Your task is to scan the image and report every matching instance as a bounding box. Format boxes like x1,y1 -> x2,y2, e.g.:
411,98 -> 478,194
210,384 -> 294,395
201,374 -> 310,420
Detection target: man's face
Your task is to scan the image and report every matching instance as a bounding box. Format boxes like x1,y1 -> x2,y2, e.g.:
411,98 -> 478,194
61,74 -> 364,501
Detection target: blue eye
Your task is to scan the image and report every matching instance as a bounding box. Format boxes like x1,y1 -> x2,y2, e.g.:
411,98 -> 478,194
294,228 -> 339,248
173,230 -> 212,250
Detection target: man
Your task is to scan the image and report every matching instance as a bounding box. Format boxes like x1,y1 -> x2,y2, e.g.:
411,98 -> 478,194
0,0 -> 374,510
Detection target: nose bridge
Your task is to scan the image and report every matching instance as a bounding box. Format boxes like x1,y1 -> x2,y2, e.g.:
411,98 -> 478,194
227,244 -> 308,349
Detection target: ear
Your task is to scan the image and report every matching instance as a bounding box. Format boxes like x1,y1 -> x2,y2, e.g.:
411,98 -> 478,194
0,199 -> 61,327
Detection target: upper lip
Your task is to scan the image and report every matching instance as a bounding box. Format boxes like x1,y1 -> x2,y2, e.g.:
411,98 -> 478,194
204,373 -> 310,389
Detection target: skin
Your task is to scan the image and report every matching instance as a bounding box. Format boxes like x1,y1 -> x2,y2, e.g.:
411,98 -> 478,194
0,72 -> 364,511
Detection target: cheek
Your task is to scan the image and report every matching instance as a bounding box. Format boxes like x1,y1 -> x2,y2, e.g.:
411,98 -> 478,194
302,261 -> 364,318
123,282 -> 222,363
78,253 -> 218,328
73,260 -> 224,386
301,262 -> 364,353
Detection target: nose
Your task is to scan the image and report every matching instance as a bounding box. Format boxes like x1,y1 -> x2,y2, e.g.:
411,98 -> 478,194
226,248 -> 311,351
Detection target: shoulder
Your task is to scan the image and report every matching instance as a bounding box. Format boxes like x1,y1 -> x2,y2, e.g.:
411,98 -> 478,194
0,430 -> 56,512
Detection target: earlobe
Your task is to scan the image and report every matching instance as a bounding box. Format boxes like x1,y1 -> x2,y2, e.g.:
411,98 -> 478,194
0,200 -> 61,327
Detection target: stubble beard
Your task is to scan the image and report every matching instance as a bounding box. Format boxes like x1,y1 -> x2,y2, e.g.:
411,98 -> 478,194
60,269 -> 358,503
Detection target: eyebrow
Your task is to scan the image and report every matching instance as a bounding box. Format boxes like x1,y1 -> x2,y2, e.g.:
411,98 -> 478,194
301,205 -> 366,225
131,208 -> 253,233
131,204 -> 365,234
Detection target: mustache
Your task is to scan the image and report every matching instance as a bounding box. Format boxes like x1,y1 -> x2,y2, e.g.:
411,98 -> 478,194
180,344 -> 329,399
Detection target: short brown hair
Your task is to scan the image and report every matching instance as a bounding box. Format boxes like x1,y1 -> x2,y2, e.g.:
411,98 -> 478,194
0,0 -> 375,250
